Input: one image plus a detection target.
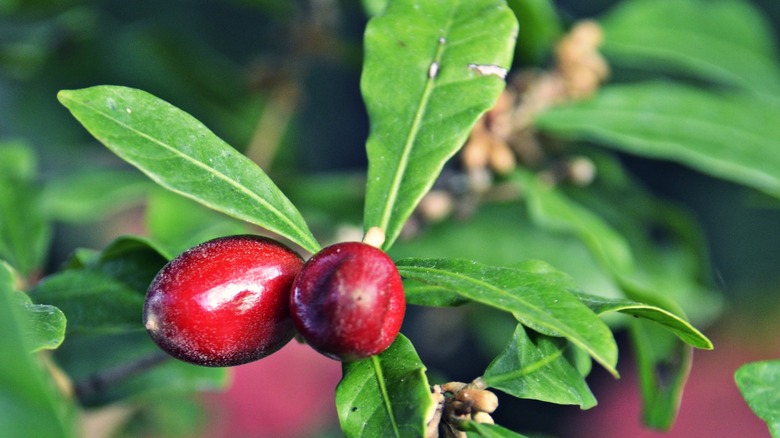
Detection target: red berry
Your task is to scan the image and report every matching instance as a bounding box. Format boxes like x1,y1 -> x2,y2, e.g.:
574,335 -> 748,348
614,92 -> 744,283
144,235 -> 303,367
290,241 -> 405,361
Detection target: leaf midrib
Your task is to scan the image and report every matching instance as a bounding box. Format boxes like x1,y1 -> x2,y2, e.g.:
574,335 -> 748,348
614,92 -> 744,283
375,3 -> 458,239
486,345 -> 565,385
371,355 -> 401,438
60,92 -> 318,253
398,263 -> 616,373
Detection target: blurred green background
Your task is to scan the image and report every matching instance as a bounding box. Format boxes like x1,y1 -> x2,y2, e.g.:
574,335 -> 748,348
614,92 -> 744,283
0,0 -> 777,297
2,0 -> 780,437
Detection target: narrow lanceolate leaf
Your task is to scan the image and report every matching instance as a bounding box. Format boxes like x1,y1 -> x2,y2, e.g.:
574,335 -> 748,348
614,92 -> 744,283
396,258 -> 618,376
536,83 -> 780,199
601,0 -> 780,94
484,324 -> 597,409
736,360 -> 780,438
573,292 -> 712,350
336,335 -> 434,438
57,86 -> 320,254
362,0 -> 517,250
511,171 -> 702,427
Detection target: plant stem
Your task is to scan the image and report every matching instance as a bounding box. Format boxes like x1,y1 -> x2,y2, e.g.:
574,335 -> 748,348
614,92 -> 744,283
74,351 -> 170,402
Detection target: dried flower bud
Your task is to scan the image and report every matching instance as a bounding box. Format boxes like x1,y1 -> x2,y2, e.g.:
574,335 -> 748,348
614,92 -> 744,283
419,190 -> 454,223
441,381 -> 468,394
569,20 -> 604,48
462,135 -> 491,171
568,156 -> 596,186
488,140 -> 516,175
455,388 -> 498,414
471,411 -> 495,425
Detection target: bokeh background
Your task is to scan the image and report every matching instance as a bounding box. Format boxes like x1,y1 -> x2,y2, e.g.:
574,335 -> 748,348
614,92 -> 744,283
2,0 -> 779,437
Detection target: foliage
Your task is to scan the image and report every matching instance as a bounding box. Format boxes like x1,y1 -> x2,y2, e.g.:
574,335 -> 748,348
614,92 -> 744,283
0,0 -> 778,436
735,360 -> 780,437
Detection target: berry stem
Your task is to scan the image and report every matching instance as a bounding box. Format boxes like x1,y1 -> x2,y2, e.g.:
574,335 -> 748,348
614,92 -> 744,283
362,226 -> 386,249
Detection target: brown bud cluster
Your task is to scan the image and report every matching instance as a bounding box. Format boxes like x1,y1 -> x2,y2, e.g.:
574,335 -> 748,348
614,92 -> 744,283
426,378 -> 499,437
409,21 -> 608,240
460,19 -> 608,186
555,20 -> 610,99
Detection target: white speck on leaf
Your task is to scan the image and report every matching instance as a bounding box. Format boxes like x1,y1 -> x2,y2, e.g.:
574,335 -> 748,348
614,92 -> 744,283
468,63 -> 508,79
428,62 -> 439,79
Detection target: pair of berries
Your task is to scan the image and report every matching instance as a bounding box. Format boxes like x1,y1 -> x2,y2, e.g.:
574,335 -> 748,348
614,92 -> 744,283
143,235 -> 406,366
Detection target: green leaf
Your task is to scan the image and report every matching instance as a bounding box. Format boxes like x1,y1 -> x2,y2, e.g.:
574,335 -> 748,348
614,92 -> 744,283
31,269 -> 145,334
403,280 -> 469,307
630,320 -> 692,430
389,202 -> 622,302
12,291 -> 66,352
31,236 -> 168,334
97,236 -> 171,290
42,169 -> 152,223
0,261 -> 77,437
601,0 -> 780,94
511,170 -> 705,427
573,292 -> 712,350
57,86 -> 320,254
336,334 -> 434,438
483,324 -> 597,409
396,258 -> 618,376
535,83 -> 780,199
463,421 -> 530,437
362,0 -> 517,250
0,143 -> 51,277
736,360 -> 780,437
566,343 -> 593,378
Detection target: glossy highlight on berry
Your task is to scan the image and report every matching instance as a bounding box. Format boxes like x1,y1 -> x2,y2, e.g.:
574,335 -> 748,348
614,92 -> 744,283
144,235 -> 303,367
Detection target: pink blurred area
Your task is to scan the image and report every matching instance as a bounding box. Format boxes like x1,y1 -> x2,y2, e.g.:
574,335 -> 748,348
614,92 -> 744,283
198,317 -> 779,438
562,323 -> 779,438
203,340 -> 342,438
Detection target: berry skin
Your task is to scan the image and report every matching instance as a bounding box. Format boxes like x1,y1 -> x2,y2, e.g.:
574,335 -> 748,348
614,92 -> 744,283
290,241 -> 405,361
144,235 -> 303,367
